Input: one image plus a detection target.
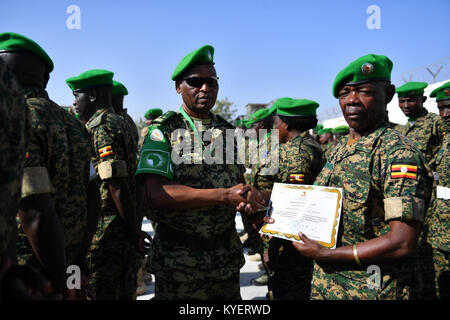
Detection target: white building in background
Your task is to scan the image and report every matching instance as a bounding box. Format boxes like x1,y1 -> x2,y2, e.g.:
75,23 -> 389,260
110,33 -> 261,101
321,79 -> 449,129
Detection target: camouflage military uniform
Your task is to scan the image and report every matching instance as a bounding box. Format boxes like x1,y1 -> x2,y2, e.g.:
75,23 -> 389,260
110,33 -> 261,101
257,131 -> 325,300
395,109 -> 444,170
17,86 -> 91,269
424,132 -> 450,299
118,109 -> 139,152
86,107 -> 141,300
395,109 -> 445,299
312,123 -> 433,300
322,142 -> 333,162
137,111 -> 245,300
0,60 -> 29,266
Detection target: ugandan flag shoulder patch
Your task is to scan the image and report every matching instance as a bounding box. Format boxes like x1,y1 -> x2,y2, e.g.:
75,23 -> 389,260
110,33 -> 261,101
99,145 -> 113,158
289,173 -> 305,183
391,162 -> 417,179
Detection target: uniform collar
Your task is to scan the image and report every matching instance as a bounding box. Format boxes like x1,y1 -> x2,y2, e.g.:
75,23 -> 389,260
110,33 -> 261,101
408,108 -> 428,123
334,122 -> 387,162
22,86 -> 49,100
85,107 -> 110,126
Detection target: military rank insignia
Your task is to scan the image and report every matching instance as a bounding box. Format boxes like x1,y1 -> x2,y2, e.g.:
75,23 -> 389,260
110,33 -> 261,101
289,173 -> 305,183
391,163 -> 417,179
99,146 -> 113,158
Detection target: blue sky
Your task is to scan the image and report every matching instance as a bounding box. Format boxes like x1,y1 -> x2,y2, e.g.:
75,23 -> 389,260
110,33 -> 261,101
2,0 -> 449,121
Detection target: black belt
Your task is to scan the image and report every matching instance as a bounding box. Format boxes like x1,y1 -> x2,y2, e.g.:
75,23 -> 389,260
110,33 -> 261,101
156,223 -> 233,251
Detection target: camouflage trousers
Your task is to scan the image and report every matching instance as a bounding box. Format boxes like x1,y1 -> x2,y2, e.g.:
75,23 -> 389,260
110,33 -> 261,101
310,260 -> 422,300
89,215 -> 144,300
153,274 -> 241,300
432,247 -> 450,300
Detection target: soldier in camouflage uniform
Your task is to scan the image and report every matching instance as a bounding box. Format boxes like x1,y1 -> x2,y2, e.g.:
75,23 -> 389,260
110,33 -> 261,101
67,69 -> 150,300
423,82 -> 450,299
0,32 -> 100,299
394,82 -> 444,171
0,58 -> 59,299
317,127 -> 334,161
136,45 -> 265,300
393,82 -> 446,299
255,99 -> 325,300
112,80 -> 139,150
261,54 -> 434,300
0,57 -> 28,277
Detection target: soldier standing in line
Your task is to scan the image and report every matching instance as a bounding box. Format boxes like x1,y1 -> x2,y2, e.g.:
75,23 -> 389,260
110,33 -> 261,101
423,81 -> 450,299
394,81 -> 444,170
0,32 -> 100,299
0,58 -> 54,299
258,98 -> 325,300
111,80 -> 139,150
66,69 -> 151,299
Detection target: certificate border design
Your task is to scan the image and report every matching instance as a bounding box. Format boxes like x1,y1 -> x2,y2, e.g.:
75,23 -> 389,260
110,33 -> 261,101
260,184 -> 342,249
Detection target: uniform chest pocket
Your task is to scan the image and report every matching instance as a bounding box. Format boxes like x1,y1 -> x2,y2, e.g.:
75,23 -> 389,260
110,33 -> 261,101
341,164 -> 372,205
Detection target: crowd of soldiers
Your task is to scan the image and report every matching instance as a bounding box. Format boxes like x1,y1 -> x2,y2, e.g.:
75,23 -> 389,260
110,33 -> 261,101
0,32 -> 448,300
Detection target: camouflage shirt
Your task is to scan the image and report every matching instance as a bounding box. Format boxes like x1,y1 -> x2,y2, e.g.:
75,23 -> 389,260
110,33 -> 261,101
256,131 -> 324,189
0,60 -> 29,262
426,131 -> 450,251
18,87 -> 91,266
85,107 -> 137,216
118,109 -> 139,153
395,109 -> 444,170
245,131 -> 275,187
312,123 -> 433,300
136,111 -> 246,282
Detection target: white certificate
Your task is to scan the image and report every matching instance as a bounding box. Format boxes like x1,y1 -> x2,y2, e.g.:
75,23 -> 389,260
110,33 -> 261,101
260,183 -> 343,249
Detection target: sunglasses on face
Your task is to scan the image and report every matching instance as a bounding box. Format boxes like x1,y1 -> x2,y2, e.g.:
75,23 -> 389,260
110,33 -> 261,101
183,76 -> 219,88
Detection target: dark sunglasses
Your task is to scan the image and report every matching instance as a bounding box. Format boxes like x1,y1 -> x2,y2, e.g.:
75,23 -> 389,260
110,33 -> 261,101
183,76 -> 219,88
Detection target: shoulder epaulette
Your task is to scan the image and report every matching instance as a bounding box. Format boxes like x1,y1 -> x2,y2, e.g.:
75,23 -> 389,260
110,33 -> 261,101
86,112 -> 107,130
152,111 -> 176,125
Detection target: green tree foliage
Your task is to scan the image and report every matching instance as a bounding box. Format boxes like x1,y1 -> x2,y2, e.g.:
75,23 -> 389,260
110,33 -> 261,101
212,97 -> 238,122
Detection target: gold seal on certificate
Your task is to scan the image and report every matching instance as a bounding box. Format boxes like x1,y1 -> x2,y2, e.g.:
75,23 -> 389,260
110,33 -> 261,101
260,183 -> 343,249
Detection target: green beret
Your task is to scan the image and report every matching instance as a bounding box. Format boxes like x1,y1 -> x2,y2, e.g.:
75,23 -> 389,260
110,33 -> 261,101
112,80 -> 128,96
396,81 -> 428,97
332,54 -> 393,98
66,69 -> 114,91
171,45 -> 214,80
242,119 -> 254,128
317,128 -> 332,136
144,108 -> 163,120
430,81 -> 450,102
332,125 -> 349,134
0,32 -> 54,72
251,108 -> 272,122
314,124 -> 324,131
276,99 -> 319,117
269,97 -> 292,114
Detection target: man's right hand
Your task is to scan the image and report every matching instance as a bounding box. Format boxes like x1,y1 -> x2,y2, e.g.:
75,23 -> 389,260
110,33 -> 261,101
223,183 -> 249,208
